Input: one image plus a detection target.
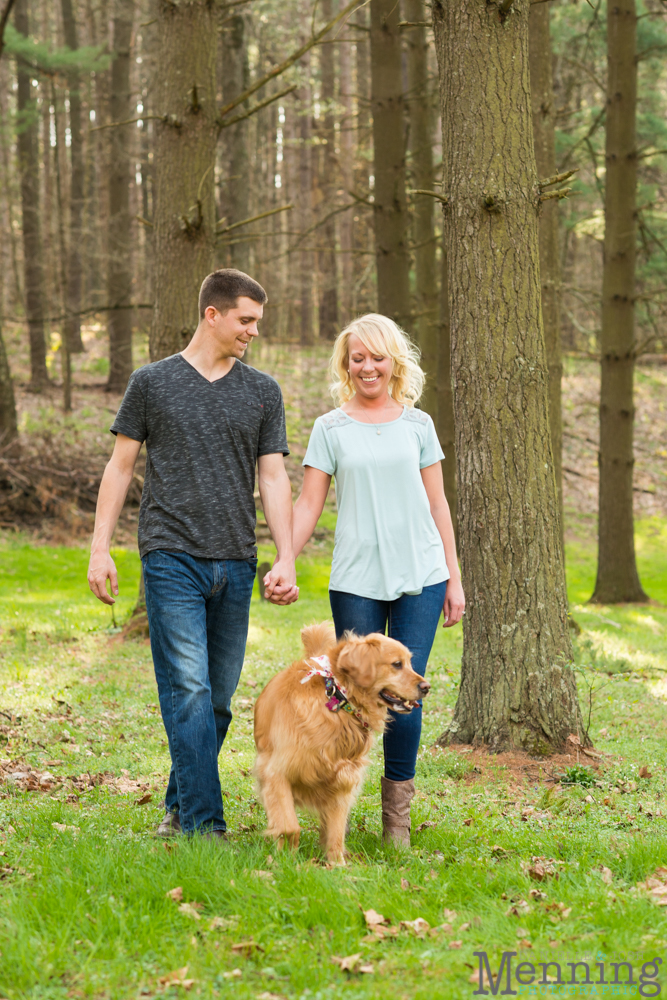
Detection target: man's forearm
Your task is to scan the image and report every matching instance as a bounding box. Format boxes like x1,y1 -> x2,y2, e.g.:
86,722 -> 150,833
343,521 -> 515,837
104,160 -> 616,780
91,463 -> 134,554
259,473 -> 294,562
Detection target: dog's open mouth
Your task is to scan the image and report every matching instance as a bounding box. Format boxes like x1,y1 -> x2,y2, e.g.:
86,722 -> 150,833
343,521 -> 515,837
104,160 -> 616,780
379,689 -> 418,713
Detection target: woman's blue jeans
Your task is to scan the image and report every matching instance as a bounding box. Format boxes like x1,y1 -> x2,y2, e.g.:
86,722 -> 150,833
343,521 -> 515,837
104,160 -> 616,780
329,581 -> 446,782
142,549 -> 256,834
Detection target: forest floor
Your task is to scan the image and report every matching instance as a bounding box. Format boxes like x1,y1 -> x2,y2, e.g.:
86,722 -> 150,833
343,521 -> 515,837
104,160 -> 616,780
1,329 -> 667,998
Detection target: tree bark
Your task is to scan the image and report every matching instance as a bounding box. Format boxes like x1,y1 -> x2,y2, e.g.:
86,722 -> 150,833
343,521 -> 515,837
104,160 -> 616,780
297,54 -> 314,346
433,0 -> 581,753
591,0 -> 647,603
61,0 -> 86,354
220,8 -> 250,273
106,0 -> 135,392
316,0 -> 339,340
405,0 -> 438,415
14,0 -> 48,390
150,0 -> 218,362
437,240 -> 457,542
370,0 -> 411,328
0,313 -> 18,446
338,31 -> 353,326
529,2 -> 563,546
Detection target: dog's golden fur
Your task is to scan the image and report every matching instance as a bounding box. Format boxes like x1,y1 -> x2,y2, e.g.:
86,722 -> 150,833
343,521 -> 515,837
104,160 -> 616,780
253,621 -> 429,863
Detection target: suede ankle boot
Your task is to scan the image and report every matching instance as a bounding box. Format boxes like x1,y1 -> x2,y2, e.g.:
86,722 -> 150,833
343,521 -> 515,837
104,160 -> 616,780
381,776 -> 415,847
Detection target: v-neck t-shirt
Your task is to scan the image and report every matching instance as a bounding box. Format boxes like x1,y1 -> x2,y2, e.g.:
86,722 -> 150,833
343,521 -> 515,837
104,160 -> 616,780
303,406 -> 449,601
110,353 -> 288,560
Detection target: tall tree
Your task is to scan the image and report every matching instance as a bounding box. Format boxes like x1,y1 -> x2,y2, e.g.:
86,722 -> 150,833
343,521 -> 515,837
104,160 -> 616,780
61,0 -> 86,354
337,31 -> 353,325
529,2 -> 563,541
404,0 -> 438,413
369,0 -> 410,327
220,7 -> 250,273
297,54 -> 314,346
591,0 -> 647,603
150,0 -> 218,362
316,0 -> 339,340
433,0 -> 582,752
437,240 -> 457,541
14,0 -> 48,390
106,0 -> 135,392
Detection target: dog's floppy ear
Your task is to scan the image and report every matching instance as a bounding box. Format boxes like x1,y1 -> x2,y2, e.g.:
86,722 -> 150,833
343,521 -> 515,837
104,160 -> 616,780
336,635 -> 382,689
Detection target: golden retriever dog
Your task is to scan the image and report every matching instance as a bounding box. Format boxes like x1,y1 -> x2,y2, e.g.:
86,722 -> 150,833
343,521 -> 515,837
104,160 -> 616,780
253,621 -> 430,864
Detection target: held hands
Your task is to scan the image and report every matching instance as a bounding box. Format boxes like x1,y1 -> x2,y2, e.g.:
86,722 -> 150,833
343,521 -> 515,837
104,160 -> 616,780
443,577 -> 465,628
88,550 -> 119,606
263,557 -> 299,606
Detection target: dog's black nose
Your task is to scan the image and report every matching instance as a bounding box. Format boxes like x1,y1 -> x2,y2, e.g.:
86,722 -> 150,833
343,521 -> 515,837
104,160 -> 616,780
418,680 -> 430,696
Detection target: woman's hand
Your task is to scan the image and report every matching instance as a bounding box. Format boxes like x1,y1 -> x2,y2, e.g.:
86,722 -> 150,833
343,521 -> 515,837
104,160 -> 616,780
443,577 -> 465,627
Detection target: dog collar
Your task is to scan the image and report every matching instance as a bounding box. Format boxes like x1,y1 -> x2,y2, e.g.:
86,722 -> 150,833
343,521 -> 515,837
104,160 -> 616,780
301,655 -> 370,731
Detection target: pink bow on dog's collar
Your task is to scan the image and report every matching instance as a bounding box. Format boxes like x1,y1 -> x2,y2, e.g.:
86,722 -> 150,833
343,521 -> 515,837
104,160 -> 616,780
301,654 -> 337,685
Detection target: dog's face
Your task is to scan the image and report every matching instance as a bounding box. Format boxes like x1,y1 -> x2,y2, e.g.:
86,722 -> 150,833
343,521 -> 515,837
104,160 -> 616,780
335,634 -> 430,713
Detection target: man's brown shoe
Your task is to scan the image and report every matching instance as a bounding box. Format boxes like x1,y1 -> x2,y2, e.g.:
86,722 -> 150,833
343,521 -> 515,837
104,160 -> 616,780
156,811 -> 181,838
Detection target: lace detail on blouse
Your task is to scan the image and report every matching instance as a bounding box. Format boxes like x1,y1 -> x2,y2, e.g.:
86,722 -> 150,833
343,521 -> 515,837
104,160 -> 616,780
404,407 -> 429,425
320,409 -> 351,430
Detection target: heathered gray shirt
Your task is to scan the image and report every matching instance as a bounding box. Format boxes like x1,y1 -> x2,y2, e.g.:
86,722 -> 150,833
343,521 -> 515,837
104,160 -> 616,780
110,354 -> 289,561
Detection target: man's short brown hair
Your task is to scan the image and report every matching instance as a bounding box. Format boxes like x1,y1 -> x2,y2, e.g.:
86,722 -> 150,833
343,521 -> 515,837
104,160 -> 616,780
198,269 -> 267,320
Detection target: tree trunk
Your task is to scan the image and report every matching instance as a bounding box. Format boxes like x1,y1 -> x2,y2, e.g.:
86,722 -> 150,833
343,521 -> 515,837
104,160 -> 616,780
591,0 -> 647,604
437,240 -> 457,542
220,8 -> 250,273
405,0 -> 438,414
317,0 -> 339,341
370,0 -> 411,328
432,0 -> 581,753
150,0 -> 218,362
298,54 -> 314,346
529,2 -> 563,546
0,308 -> 18,446
61,0 -> 86,354
14,0 -> 48,390
106,0 -> 135,393
338,32 -> 353,326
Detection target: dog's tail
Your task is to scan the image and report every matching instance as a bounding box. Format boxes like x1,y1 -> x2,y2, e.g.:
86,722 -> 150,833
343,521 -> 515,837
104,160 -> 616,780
301,621 -> 336,658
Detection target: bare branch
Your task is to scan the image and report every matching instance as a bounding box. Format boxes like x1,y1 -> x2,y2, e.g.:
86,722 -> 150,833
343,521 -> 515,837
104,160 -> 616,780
540,187 -> 573,202
347,188 -> 374,207
90,114 -> 167,133
216,203 -> 293,234
539,168 -> 579,189
218,85 -> 296,129
408,187 -> 449,205
218,0 -> 362,120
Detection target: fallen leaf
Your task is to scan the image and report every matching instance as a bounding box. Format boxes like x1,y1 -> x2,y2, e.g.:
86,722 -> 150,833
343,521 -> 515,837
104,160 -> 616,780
491,845 -> 508,858
415,821 -> 437,832
516,928 -> 530,939
178,903 -> 202,921
518,939 -> 533,949
639,766 -> 653,779
222,970 -> 242,980
251,870 -> 275,880
332,953 -> 363,972
400,918 -> 430,937
362,909 -> 386,928
458,922 -> 471,932
443,908 -> 458,921
231,940 -> 264,956
449,940 -> 463,949
210,915 -> 241,930
567,734 -> 581,747
600,866 -> 613,884
51,823 -> 79,834
400,878 -> 410,890
358,965 -> 374,974
135,792 -> 152,806
506,900 -> 531,917
158,967 -> 189,986
584,795 -> 594,804
463,818 -> 473,826
529,888 -> 547,900
166,886 -> 183,902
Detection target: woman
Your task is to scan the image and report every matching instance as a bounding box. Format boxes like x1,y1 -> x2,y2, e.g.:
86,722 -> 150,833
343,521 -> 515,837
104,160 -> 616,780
293,314 -> 465,846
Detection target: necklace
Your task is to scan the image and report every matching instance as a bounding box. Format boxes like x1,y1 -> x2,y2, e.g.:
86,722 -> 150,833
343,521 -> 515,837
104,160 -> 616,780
347,397 -> 396,436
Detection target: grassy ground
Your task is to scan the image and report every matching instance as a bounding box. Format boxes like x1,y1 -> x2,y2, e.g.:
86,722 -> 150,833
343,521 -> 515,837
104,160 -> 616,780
1,523 -> 667,999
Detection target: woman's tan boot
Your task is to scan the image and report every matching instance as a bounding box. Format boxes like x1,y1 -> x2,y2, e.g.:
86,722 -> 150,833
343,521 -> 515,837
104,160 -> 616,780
381,776 -> 415,847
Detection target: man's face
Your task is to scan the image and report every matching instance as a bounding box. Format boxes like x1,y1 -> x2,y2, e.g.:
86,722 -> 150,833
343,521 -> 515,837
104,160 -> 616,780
206,296 -> 263,358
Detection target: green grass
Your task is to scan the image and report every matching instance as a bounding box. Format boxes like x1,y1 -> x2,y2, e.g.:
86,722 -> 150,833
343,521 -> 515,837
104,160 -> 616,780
0,525 -> 666,998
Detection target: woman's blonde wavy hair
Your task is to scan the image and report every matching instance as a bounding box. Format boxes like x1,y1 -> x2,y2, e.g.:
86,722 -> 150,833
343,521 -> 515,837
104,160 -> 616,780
329,314 -> 425,407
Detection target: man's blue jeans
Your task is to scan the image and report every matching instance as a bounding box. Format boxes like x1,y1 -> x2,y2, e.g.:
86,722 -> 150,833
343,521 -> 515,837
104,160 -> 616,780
142,549 -> 256,834
329,581 -> 447,782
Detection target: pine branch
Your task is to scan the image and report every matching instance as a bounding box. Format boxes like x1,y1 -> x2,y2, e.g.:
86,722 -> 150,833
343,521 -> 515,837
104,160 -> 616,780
538,168 -> 579,189
0,0 -> 17,60
218,0 -> 361,120
218,84 -> 296,129
216,203 -> 294,234
408,188 -> 450,205
539,187 -> 573,202
347,188 -> 374,207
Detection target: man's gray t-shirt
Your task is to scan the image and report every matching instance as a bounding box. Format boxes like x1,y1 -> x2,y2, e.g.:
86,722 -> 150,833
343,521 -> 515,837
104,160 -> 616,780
110,354 -> 288,561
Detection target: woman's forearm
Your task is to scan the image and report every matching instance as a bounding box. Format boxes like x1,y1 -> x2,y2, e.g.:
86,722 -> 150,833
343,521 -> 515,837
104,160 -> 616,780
293,495 -> 324,559
430,499 -> 461,581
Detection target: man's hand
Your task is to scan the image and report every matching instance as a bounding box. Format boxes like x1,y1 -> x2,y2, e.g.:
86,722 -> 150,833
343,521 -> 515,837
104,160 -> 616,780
443,577 -> 465,628
88,551 -> 119,605
263,557 -> 299,606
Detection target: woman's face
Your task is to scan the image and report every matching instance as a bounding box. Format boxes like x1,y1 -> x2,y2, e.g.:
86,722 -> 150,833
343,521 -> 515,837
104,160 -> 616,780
347,333 -> 393,400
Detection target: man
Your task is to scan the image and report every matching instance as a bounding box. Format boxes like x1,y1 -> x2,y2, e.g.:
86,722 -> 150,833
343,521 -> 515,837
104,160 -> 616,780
88,269 -> 298,839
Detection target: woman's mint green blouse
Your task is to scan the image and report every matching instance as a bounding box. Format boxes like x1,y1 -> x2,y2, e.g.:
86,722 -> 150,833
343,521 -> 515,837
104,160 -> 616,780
303,406 -> 450,601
